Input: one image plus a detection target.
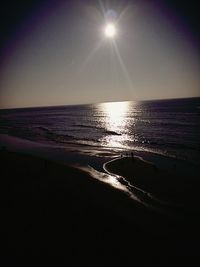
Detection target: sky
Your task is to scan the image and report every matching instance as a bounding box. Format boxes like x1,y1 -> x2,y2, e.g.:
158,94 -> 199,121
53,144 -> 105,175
0,0 -> 200,109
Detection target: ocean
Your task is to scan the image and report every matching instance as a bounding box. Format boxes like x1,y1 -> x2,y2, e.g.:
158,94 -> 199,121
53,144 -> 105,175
0,97 -> 200,169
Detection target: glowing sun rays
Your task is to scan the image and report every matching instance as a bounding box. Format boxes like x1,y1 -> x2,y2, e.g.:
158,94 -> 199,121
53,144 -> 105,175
77,2 -> 134,97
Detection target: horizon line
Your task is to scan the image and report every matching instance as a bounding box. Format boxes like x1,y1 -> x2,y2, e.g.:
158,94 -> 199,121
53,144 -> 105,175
0,95 -> 200,111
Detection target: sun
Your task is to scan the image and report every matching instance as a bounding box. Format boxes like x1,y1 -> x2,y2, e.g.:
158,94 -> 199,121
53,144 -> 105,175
104,23 -> 116,38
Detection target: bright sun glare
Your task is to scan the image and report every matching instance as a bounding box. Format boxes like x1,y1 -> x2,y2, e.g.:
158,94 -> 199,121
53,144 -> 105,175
104,23 -> 116,38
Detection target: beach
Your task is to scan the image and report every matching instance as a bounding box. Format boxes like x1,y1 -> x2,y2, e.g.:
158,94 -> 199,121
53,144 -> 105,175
105,156 -> 200,207
1,142 -> 200,266
0,0 -> 199,263
0,97 -> 199,265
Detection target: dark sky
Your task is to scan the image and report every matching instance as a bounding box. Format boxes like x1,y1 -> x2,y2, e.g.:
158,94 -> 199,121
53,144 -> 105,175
1,0 -> 199,44
0,0 -> 199,108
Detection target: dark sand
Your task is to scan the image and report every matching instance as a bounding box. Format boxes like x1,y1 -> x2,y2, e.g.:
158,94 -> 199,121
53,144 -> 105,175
1,151 -> 199,266
105,156 -> 200,206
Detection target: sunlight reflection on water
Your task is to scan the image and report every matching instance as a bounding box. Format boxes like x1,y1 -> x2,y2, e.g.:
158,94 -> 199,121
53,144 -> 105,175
78,165 -> 146,204
97,101 -> 136,148
78,165 -> 130,193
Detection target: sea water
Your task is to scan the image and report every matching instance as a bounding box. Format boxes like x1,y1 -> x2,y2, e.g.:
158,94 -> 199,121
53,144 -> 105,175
0,97 -> 199,168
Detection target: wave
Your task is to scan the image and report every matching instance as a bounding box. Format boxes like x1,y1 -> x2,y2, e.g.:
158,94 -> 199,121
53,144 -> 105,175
33,126 -> 51,133
104,130 -> 121,136
153,121 -> 196,128
32,126 -> 103,145
148,140 -> 200,151
73,124 -> 121,136
73,124 -> 101,129
136,119 -> 196,128
32,126 -> 75,141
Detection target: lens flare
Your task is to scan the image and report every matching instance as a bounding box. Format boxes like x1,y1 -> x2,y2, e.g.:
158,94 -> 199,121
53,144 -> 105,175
104,23 -> 116,38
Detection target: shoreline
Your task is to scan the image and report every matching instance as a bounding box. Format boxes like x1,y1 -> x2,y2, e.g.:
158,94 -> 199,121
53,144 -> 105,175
104,156 -> 200,213
1,149 -> 194,226
1,146 -> 200,265
1,133 -> 199,210
1,133 -> 198,175
0,134 -> 166,210
1,133 -> 199,208
1,149 -> 178,234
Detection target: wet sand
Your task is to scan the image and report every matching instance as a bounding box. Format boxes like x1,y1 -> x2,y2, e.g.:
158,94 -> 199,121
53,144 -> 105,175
1,150 -> 200,266
105,156 -> 200,206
